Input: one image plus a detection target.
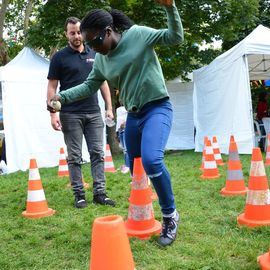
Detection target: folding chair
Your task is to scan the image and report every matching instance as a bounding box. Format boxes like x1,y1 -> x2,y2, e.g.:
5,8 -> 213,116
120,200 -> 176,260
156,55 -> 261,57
254,119 -> 267,152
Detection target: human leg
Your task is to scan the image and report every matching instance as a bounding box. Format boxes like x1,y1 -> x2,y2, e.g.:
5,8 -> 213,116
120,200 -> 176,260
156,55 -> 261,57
84,112 -> 115,206
60,113 -> 86,208
126,100 -> 179,246
119,129 -> 130,173
141,102 -> 179,246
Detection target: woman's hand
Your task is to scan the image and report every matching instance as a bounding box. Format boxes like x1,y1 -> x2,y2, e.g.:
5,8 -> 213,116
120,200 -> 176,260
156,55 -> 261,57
46,95 -> 62,113
156,0 -> 174,6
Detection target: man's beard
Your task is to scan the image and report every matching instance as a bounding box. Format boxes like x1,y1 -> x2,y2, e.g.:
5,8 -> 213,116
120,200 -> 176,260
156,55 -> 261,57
70,40 -> 81,48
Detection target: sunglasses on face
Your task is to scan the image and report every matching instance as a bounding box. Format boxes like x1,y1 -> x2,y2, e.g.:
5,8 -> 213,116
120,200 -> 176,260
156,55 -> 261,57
86,29 -> 107,48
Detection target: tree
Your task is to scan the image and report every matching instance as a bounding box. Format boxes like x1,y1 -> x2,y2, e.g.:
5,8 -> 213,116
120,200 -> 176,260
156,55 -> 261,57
0,0 -> 10,65
24,0 -> 262,152
26,0 -> 111,56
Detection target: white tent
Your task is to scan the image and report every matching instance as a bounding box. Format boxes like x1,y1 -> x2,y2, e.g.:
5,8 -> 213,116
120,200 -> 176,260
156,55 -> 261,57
193,24 -> 270,154
166,78 -> 194,150
0,47 -> 104,173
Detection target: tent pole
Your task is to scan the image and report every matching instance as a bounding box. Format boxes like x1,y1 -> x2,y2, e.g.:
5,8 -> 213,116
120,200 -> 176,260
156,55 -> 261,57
245,55 -> 256,149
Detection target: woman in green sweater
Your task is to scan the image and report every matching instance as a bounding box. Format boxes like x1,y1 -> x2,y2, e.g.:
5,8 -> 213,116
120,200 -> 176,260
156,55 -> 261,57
50,0 -> 184,246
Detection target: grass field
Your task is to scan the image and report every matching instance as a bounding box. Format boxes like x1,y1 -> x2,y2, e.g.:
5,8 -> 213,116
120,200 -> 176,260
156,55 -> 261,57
0,150 -> 270,270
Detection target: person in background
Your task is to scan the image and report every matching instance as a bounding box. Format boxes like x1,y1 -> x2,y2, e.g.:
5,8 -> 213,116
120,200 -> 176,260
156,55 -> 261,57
116,106 -> 129,174
0,137 -> 8,175
256,91 -> 269,121
256,91 -> 269,151
47,17 -> 115,208
49,0 -> 184,246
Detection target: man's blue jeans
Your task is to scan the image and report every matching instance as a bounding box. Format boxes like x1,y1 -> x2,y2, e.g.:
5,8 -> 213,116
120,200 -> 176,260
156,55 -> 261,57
125,98 -> 176,215
60,112 -> 105,197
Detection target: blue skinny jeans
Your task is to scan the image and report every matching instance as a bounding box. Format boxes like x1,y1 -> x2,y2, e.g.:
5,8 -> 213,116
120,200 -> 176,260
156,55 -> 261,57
125,98 -> 176,215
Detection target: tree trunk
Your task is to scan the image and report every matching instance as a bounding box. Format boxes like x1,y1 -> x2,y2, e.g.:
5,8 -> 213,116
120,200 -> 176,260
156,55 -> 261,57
0,0 -> 9,65
23,0 -> 34,38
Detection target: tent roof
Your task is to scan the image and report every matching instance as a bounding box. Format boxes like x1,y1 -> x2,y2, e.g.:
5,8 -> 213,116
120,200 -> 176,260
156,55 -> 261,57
194,24 -> 270,81
0,47 -> 49,82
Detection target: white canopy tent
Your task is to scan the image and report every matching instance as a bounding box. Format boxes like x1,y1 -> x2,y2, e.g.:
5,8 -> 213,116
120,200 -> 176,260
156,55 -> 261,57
193,24 -> 270,154
0,47 -> 105,173
166,78 -> 194,150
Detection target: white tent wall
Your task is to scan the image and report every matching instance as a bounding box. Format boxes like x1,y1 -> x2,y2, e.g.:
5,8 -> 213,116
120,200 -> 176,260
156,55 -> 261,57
0,47 -> 105,173
166,79 -> 194,150
193,25 -> 270,154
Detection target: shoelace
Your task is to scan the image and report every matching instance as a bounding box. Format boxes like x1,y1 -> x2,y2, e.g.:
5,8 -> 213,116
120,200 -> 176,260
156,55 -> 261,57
161,218 -> 175,237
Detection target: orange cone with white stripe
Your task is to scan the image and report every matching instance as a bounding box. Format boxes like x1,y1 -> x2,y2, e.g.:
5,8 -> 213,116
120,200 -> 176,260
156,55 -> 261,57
265,134 -> 270,166
90,215 -> 136,270
258,248 -> 270,270
66,172 -> 90,189
104,144 -> 116,172
201,139 -> 219,179
125,157 -> 161,239
22,159 -> 55,218
212,136 -> 224,166
200,136 -> 208,170
148,178 -> 158,200
58,147 -> 69,177
220,140 -> 247,196
237,147 -> 270,227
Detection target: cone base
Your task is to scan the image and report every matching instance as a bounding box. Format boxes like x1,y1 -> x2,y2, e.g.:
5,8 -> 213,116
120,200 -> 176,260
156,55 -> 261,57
151,192 -> 158,200
66,181 -> 90,189
237,213 -> 270,227
105,169 -> 116,173
257,253 -> 270,270
58,173 -> 69,177
201,174 -> 220,179
220,187 -> 248,196
83,182 -> 90,189
217,162 -> 225,166
22,208 -> 55,219
125,220 -> 161,239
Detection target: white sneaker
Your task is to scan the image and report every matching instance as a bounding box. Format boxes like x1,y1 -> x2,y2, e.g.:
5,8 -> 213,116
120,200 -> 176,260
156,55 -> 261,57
120,165 -> 130,174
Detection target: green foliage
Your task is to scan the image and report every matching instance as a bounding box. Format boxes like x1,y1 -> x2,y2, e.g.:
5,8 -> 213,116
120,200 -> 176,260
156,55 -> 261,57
1,0 -> 266,79
26,0 -> 111,55
1,151 -> 270,269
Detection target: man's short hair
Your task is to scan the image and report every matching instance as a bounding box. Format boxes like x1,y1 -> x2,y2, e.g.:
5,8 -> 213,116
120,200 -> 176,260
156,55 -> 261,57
64,17 -> 81,31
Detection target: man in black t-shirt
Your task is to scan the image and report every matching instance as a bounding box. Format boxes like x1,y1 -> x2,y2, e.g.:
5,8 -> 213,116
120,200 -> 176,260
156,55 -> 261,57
47,17 -> 115,208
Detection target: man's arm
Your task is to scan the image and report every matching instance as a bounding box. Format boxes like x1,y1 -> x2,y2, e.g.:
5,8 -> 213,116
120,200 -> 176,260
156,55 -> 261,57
100,81 -> 114,120
47,79 -> 62,131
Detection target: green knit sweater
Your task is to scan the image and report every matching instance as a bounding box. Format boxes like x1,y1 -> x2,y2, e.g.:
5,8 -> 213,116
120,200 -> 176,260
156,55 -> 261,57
58,4 -> 184,112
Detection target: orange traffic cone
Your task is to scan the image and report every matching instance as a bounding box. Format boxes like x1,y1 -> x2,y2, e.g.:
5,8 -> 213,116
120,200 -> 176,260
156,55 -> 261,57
125,157 -> 161,239
58,147 -> 69,177
220,140 -> 247,196
258,248 -> 270,270
104,144 -> 116,172
201,139 -> 219,179
237,147 -> 270,227
212,136 -> 224,166
66,172 -> 90,189
22,159 -> 55,218
148,178 -> 158,200
265,134 -> 270,166
200,136 -> 208,170
90,215 -> 136,270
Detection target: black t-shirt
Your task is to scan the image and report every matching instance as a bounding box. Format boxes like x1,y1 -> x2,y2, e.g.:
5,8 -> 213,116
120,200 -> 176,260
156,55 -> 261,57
47,45 -> 100,113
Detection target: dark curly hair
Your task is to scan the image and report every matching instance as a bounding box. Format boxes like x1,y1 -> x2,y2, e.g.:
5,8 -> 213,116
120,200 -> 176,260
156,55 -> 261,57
81,8 -> 134,33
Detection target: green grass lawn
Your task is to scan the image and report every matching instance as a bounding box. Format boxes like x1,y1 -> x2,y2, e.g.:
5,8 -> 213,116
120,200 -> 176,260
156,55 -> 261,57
0,150 -> 269,270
